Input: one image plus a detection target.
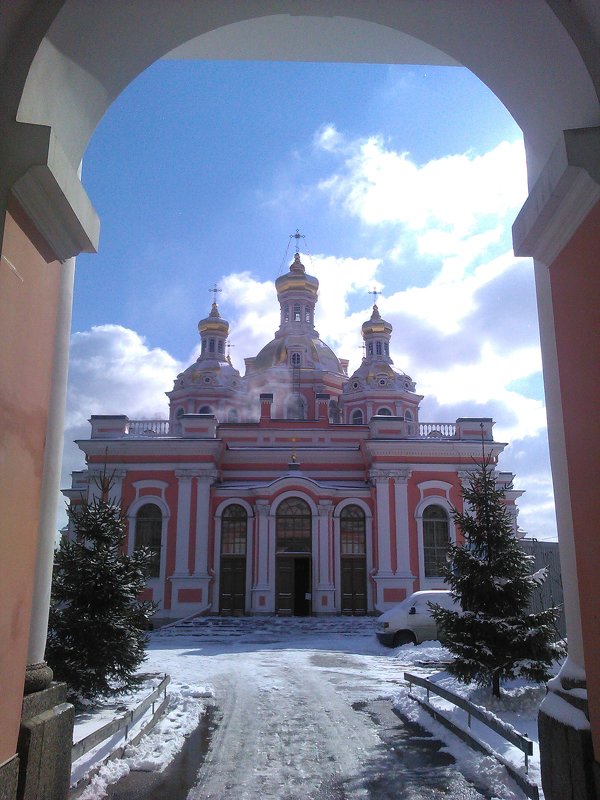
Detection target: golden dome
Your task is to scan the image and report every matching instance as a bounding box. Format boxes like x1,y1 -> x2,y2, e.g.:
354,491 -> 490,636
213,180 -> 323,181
362,304 -> 392,337
198,302 -> 229,336
275,252 -> 319,297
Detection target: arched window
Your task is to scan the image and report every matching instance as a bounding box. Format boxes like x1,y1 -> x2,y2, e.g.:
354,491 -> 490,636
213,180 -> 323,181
340,505 -> 366,555
404,409 -> 413,421
276,498 -> 311,553
135,503 -> 162,578
199,405 -> 212,414
376,341 -> 382,355
201,338 -> 206,354
305,305 -> 311,323
423,505 -> 450,577
377,407 -> 392,416
351,409 -> 364,424
221,504 -> 247,556
368,342 -> 374,355
209,338 -> 215,353
293,304 -> 301,322
227,408 -> 238,422
284,304 -> 290,323
176,407 -> 185,419
291,352 -> 301,367
218,339 -> 224,353
384,342 -> 389,356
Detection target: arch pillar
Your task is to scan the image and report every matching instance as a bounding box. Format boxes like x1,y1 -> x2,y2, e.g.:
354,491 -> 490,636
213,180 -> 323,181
514,125 -> 600,798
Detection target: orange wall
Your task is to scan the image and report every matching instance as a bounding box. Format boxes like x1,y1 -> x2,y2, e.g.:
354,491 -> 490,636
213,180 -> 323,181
0,199 -> 62,762
550,199 -> 600,756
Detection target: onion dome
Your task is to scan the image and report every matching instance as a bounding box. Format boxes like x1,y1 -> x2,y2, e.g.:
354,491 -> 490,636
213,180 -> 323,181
199,301 -> 229,340
275,252 -> 319,300
361,304 -> 392,339
169,300 -> 241,400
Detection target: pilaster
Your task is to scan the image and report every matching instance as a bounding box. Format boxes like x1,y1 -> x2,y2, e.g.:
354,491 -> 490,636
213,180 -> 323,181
370,469 -> 415,610
251,500 -> 273,613
315,501 -> 334,614
392,469 -> 413,578
170,468 -> 216,614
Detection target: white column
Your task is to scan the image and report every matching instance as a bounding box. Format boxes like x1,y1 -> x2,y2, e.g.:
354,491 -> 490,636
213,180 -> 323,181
193,471 -> 216,577
317,501 -> 333,588
372,472 -> 392,575
393,470 -> 412,576
27,257 -> 75,685
174,470 -> 193,576
255,500 -> 269,587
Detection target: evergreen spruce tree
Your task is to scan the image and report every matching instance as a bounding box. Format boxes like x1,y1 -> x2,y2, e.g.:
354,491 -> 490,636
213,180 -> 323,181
430,453 -> 564,698
46,473 -> 155,706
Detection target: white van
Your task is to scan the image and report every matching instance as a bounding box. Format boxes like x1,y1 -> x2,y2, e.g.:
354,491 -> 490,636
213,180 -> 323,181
375,590 -> 460,647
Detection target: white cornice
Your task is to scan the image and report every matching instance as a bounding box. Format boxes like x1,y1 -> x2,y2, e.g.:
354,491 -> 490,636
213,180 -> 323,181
513,126 -> 600,265
11,130 -> 99,262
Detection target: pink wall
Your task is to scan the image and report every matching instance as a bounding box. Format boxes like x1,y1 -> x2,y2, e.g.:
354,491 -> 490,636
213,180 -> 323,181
0,199 -> 62,763
550,200 -> 600,757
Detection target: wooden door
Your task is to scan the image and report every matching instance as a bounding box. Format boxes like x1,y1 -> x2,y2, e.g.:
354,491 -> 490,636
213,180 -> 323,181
276,556 -> 311,616
219,556 -> 246,615
341,557 -> 367,615
276,556 -> 294,615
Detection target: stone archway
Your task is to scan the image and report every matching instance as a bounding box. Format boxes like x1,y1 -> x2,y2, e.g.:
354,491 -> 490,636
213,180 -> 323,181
1,4 -> 600,797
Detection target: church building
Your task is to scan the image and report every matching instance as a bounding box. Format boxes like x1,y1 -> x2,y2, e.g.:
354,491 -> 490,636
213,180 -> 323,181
64,247 -> 523,619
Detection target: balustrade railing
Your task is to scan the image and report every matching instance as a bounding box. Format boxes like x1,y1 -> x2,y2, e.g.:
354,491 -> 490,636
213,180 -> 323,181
126,419 -> 171,436
418,422 -> 456,438
123,418 -> 459,439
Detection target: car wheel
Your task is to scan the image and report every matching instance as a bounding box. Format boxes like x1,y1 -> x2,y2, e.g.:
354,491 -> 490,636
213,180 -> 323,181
393,630 -> 415,647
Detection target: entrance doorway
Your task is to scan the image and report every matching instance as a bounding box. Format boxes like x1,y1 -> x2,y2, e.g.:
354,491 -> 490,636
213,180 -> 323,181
340,505 -> 367,615
275,497 -> 312,616
276,555 -> 311,616
219,504 -> 247,615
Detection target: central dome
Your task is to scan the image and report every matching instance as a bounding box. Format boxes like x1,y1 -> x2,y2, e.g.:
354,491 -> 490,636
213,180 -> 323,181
252,334 -> 342,373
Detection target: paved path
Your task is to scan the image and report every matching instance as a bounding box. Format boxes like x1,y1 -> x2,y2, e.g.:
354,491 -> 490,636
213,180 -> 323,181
110,620 -> 489,799
186,646 -> 486,799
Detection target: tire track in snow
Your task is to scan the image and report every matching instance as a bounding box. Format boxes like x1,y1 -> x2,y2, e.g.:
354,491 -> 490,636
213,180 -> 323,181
188,652 -> 379,799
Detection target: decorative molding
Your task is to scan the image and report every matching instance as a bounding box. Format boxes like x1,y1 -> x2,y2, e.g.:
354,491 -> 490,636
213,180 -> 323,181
11,131 -> 99,262
513,126 -> 600,265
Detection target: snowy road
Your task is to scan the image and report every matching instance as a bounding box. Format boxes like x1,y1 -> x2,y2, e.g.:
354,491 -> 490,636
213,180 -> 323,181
145,631 -> 487,800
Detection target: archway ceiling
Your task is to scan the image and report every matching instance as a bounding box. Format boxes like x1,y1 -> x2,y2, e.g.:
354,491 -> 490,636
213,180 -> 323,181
15,1 -> 600,183
163,16 -> 459,65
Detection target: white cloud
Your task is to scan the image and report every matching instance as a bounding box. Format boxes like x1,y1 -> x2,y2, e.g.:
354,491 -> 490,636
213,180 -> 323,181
59,325 -> 184,527
319,130 -> 527,225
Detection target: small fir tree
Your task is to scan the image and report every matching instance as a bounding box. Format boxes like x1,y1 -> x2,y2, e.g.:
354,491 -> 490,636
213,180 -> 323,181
430,454 -> 564,698
46,474 -> 155,705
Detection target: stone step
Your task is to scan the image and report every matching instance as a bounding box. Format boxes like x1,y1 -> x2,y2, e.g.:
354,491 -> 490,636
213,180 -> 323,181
158,615 -> 377,639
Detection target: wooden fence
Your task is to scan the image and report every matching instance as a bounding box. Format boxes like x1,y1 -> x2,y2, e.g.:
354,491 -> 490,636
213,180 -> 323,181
71,674 -> 170,763
404,671 -> 539,800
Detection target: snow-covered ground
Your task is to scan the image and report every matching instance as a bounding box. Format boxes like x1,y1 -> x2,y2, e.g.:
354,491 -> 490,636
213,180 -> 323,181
73,619 -> 545,799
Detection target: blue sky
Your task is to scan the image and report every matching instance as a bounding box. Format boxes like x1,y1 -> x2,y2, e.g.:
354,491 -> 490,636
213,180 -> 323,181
64,59 -> 557,540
